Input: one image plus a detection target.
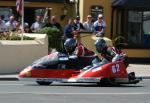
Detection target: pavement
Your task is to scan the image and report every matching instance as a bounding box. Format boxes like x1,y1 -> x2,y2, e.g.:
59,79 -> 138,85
127,64 -> 150,79
0,64 -> 149,81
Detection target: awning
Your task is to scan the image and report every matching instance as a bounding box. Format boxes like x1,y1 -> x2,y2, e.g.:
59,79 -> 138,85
112,0 -> 127,7
112,0 -> 150,9
0,0 -> 70,3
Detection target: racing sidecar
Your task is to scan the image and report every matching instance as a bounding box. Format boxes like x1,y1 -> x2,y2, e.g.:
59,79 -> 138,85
18,52 -> 142,86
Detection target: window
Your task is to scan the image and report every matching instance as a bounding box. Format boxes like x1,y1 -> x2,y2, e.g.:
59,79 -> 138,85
35,8 -> 51,22
24,8 -> 51,26
91,6 -> 103,21
127,11 -> 150,47
0,8 -> 13,22
128,11 -> 142,45
143,11 -> 150,45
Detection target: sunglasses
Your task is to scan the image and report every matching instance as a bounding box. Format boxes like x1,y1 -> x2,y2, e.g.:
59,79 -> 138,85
98,17 -> 103,19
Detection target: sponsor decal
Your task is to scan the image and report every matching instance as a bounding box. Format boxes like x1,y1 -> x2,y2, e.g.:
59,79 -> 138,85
76,77 -> 100,82
19,77 -> 67,82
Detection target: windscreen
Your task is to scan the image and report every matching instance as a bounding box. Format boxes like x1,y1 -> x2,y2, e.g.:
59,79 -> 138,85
31,52 -> 59,68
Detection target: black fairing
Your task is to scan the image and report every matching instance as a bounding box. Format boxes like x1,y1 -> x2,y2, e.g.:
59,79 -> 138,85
31,52 -> 97,70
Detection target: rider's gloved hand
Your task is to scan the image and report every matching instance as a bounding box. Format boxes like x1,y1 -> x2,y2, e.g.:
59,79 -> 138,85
112,54 -> 121,62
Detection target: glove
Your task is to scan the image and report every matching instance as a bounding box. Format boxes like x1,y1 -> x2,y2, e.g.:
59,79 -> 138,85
112,54 -> 121,62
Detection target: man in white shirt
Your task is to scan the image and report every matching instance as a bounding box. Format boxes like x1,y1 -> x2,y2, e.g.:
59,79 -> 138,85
5,15 -> 17,31
83,15 -> 94,32
30,15 -> 44,33
93,14 -> 106,37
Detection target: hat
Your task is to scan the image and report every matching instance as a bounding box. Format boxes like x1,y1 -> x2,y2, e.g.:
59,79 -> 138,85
76,16 -> 80,20
98,14 -> 103,18
87,15 -> 92,18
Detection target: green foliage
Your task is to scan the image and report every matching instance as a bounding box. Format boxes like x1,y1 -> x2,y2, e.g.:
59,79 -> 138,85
10,35 -> 34,40
37,27 -> 62,51
0,32 -> 34,40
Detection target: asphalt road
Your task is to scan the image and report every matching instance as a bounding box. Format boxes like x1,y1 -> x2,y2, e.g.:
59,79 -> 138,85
0,80 -> 149,103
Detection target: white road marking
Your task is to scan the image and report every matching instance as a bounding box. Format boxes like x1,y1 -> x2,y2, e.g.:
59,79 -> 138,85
0,84 -> 23,86
0,92 -> 150,95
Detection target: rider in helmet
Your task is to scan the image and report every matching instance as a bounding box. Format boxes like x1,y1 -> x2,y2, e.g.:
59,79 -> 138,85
64,38 -> 96,69
93,38 -> 128,66
64,38 -> 95,57
64,38 -> 77,55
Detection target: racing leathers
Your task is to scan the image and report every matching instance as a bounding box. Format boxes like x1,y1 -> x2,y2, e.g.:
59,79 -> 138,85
74,43 -> 95,57
68,43 -> 96,70
93,46 -> 128,67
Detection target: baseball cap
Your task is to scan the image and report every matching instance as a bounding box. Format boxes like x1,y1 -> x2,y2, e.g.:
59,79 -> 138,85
76,16 -> 80,20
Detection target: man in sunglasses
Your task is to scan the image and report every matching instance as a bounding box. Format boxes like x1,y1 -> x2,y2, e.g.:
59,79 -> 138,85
93,14 -> 106,37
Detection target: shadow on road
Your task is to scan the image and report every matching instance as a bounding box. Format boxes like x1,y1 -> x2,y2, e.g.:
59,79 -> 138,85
24,83 -> 144,88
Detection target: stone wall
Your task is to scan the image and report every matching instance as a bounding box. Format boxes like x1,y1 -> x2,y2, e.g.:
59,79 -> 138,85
0,33 -> 48,74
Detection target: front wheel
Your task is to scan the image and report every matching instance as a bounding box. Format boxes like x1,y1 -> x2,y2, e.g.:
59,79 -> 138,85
97,78 -> 119,87
36,81 -> 52,85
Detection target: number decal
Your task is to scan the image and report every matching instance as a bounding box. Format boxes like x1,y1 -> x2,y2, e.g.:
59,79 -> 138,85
112,64 -> 120,73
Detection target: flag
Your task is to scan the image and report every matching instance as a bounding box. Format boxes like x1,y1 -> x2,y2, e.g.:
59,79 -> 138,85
16,0 -> 22,15
16,0 -> 24,39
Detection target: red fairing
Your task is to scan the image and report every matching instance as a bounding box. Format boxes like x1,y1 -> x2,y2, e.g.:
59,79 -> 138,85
77,61 -> 128,78
19,66 -> 78,79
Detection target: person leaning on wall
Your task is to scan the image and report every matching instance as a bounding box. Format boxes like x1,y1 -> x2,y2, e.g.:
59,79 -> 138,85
83,15 -> 94,32
93,14 -> 106,37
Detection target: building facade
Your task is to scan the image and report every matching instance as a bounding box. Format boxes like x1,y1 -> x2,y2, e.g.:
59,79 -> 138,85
0,0 -> 75,28
0,0 -> 150,61
112,0 -> 150,61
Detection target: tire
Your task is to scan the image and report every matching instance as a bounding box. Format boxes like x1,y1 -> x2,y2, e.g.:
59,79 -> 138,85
97,78 -> 119,87
36,81 -> 52,85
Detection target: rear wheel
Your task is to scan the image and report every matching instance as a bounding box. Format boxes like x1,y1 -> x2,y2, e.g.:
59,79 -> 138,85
36,81 -> 52,85
97,78 -> 119,87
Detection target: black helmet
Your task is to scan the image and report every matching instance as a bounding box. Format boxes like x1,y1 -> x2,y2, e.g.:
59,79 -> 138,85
64,38 -> 77,53
94,38 -> 107,53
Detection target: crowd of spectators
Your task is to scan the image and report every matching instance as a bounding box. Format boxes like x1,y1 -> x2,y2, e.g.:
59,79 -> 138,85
0,13 -> 106,40
0,15 -> 31,35
63,13 -> 106,40
0,14 -> 62,36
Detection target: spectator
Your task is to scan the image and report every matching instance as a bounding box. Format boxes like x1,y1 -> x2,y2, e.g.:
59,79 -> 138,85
30,15 -> 44,33
44,16 -> 62,32
15,21 -> 21,32
0,15 -> 7,35
16,21 -> 30,33
24,23 -> 30,33
63,18 -> 75,40
93,14 -> 106,37
73,16 -> 84,32
83,15 -> 94,32
5,15 -> 17,31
